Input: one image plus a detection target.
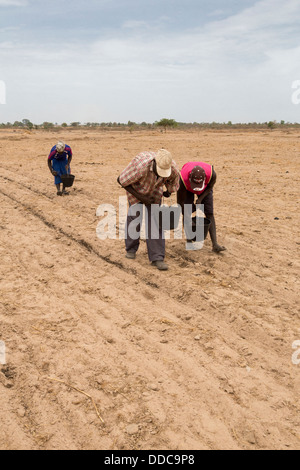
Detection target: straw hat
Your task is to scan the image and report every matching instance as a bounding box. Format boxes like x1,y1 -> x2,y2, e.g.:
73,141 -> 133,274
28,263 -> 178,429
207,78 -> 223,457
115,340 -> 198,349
155,149 -> 172,178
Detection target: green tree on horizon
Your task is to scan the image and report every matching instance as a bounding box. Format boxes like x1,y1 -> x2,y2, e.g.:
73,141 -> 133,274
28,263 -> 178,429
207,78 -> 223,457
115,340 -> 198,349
156,118 -> 178,132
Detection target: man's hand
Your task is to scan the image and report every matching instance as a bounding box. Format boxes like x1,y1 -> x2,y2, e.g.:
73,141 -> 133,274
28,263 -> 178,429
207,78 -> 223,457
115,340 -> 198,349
143,195 -> 157,206
52,170 -> 58,176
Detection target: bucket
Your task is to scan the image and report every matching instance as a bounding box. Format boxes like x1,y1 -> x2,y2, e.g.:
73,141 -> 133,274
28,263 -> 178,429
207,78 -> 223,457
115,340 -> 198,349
60,174 -> 75,188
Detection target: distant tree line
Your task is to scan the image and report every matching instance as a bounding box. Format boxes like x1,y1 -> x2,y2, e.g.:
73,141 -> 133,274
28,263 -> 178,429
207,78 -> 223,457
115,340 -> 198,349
0,118 -> 298,131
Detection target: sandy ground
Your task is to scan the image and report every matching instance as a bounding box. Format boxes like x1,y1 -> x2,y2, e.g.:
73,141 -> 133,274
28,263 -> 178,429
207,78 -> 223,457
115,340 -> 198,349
0,127 -> 299,450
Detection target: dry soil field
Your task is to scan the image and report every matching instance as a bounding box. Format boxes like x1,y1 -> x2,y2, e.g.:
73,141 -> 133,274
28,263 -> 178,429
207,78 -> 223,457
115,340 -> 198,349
0,128 -> 299,450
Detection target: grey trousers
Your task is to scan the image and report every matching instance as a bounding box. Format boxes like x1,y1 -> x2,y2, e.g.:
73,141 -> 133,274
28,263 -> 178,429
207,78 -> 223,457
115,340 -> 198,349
125,204 -> 165,262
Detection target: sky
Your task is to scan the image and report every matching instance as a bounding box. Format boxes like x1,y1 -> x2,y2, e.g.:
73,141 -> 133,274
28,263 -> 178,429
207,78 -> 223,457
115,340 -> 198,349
0,0 -> 300,124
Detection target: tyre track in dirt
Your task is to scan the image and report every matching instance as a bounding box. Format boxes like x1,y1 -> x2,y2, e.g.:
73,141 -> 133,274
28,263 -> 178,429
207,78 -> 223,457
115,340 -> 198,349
0,172 -> 295,380
1,129 -> 300,450
1,163 -> 299,382
0,174 -> 159,290
0,167 -> 200,273
1,174 -> 299,450
0,186 -> 243,450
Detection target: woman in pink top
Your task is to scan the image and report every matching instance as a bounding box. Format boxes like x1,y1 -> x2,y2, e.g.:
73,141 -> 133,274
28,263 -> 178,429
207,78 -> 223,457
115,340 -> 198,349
177,162 -> 226,253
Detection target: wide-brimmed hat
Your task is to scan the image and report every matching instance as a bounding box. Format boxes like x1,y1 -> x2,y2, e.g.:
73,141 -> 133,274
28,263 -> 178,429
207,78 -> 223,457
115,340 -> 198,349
189,165 -> 206,192
56,141 -> 66,153
155,149 -> 172,178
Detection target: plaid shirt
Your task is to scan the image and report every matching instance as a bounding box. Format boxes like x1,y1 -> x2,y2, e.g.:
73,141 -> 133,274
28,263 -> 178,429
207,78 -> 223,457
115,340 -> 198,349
119,151 -> 180,205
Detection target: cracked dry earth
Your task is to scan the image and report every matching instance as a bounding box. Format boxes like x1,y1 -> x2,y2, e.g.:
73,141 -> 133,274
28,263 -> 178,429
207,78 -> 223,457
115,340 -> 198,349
0,128 -> 299,450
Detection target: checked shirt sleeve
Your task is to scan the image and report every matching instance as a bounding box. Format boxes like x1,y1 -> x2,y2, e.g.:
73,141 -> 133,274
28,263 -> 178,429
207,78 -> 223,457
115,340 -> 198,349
119,157 -> 142,187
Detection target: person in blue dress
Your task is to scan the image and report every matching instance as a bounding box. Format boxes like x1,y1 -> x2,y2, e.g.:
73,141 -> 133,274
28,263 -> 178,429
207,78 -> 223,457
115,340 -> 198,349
48,141 -> 73,196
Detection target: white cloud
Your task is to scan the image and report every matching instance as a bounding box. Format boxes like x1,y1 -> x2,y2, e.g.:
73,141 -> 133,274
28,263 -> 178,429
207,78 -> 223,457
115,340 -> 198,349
0,0 -> 28,5
207,9 -> 225,18
122,20 -> 148,29
1,0 -> 300,123
0,26 -> 20,32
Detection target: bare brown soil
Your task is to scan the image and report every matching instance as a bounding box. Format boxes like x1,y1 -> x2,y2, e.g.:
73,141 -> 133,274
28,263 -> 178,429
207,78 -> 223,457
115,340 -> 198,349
0,128 -> 299,450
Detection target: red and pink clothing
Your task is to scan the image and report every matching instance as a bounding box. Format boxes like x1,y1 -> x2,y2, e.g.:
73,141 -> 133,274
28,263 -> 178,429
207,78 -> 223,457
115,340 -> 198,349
181,162 -> 213,195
